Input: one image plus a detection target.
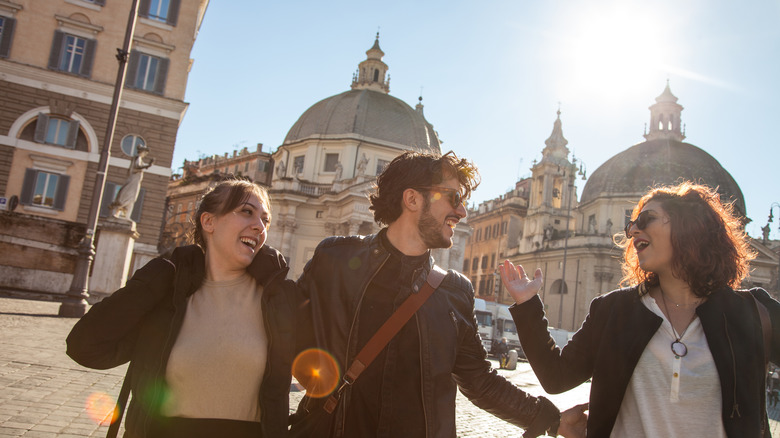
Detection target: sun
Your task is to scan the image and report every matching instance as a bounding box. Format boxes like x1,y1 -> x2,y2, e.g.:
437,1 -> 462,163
555,4 -> 673,103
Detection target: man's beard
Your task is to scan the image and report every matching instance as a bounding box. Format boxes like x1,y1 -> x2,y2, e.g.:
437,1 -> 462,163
417,199 -> 452,250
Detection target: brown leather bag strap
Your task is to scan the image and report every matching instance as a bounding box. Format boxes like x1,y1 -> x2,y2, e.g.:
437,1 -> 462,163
324,266 -> 447,414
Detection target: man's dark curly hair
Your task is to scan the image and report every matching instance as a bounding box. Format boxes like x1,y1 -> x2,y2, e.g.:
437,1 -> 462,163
369,150 -> 480,226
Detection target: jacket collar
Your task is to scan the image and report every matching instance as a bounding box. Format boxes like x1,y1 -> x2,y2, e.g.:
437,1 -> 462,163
371,228 -> 434,271
170,244 -> 289,297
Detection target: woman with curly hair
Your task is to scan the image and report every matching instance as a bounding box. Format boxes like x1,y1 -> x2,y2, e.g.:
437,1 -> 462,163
500,181 -> 779,437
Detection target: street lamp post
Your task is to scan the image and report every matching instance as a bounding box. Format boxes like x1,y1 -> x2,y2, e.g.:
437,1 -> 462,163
58,0 -> 141,317
557,158 -> 586,330
762,202 -> 780,244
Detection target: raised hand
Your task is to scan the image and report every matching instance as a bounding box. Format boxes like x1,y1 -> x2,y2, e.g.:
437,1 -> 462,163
497,260 -> 543,305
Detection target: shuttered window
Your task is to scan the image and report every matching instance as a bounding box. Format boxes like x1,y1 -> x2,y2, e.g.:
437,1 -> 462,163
139,0 -> 180,26
125,51 -> 169,95
48,31 -> 96,77
33,113 -> 80,148
20,169 -> 70,211
0,16 -> 16,58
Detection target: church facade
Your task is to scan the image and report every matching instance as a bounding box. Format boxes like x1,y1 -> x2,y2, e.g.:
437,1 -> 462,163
264,36 -> 469,277
465,84 -> 779,331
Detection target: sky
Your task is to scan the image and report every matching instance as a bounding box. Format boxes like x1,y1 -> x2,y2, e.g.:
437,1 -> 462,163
173,0 -> 780,241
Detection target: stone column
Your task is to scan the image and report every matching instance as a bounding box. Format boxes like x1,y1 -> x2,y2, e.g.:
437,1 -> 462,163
89,217 -> 139,302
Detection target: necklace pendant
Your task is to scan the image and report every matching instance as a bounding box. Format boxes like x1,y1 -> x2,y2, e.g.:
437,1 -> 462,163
671,340 -> 688,357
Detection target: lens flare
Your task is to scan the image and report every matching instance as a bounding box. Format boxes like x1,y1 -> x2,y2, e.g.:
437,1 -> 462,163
431,193 -> 442,202
85,392 -> 119,425
348,257 -> 362,270
292,348 -> 340,398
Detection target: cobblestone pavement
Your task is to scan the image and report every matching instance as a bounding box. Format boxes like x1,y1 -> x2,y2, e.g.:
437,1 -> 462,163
1,297 -> 779,437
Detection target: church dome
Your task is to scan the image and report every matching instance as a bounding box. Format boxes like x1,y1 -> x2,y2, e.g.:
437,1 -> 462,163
580,139 -> 745,215
283,89 -> 441,153
581,83 -> 746,216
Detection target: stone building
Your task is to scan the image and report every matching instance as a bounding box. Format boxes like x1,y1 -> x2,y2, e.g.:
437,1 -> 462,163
465,83 -> 780,331
0,0 -> 208,300
166,36 -> 469,278
462,178 -> 530,301
264,35 -> 468,277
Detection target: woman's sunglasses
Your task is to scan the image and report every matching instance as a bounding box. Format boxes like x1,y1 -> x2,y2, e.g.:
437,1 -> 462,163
414,186 -> 465,209
624,210 -> 654,238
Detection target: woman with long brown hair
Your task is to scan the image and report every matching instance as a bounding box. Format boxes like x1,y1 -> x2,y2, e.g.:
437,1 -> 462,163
500,181 -> 779,437
67,178 -> 300,437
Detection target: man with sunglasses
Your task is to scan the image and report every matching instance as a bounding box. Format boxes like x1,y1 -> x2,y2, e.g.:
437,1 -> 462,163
290,151 -> 587,438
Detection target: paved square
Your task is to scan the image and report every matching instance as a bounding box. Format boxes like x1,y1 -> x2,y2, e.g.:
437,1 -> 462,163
1,297 -> 778,437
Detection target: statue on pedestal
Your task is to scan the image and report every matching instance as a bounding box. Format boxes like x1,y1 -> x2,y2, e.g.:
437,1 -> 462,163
110,145 -> 154,220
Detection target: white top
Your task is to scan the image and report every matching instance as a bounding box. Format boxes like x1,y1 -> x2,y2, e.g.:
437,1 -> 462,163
610,293 -> 726,438
163,273 -> 268,422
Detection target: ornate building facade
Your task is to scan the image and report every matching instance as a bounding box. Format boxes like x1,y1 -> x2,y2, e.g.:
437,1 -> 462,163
165,36 -> 470,277
465,83 -> 780,331
0,0 -> 208,300
265,36 -> 468,277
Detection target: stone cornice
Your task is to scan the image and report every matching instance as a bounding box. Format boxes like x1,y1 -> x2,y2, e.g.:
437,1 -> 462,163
55,14 -> 104,35
0,61 -> 188,121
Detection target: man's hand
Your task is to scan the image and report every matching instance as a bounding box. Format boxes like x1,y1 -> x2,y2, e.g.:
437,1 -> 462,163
557,403 -> 588,438
498,260 -> 543,305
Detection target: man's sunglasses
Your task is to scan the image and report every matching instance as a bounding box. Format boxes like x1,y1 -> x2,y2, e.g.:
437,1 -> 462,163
624,210 -> 654,238
414,186 -> 466,209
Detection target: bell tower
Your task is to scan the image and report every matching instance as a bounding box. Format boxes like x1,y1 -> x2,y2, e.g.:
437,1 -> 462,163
351,33 -> 390,94
521,110 -> 579,252
644,80 -> 685,142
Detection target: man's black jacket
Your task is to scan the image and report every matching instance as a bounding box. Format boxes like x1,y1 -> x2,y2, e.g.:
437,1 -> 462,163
290,232 -> 560,438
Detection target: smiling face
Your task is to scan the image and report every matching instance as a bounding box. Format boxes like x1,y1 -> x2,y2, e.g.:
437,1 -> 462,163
201,193 -> 270,279
627,200 -> 673,275
416,175 -> 467,249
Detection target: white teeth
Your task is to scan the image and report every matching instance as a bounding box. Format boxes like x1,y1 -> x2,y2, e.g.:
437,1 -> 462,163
240,237 -> 257,248
636,241 -> 649,249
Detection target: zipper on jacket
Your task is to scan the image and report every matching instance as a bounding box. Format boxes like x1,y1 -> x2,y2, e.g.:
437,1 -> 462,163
723,315 -> 741,419
337,252 -> 390,437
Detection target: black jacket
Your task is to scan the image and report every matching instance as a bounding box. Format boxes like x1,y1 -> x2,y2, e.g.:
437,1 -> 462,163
66,245 -> 299,437
290,233 -> 560,438
510,285 -> 780,438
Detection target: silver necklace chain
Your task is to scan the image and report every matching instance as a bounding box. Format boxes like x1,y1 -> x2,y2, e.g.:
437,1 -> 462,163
659,286 -> 699,358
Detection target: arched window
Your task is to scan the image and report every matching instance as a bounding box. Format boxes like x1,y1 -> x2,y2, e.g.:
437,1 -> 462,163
33,114 -> 80,148
373,69 -> 379,81
550,279 -> 568,294
121,134 -> 146,157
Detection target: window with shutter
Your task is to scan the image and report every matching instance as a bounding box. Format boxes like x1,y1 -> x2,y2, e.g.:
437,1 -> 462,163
143,0 -> 180,26
48,31 -> 96,77
0,16 -> 16,58
33,114 -> 80,148
126,52 -> 169,95
20,169 -> 70,211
